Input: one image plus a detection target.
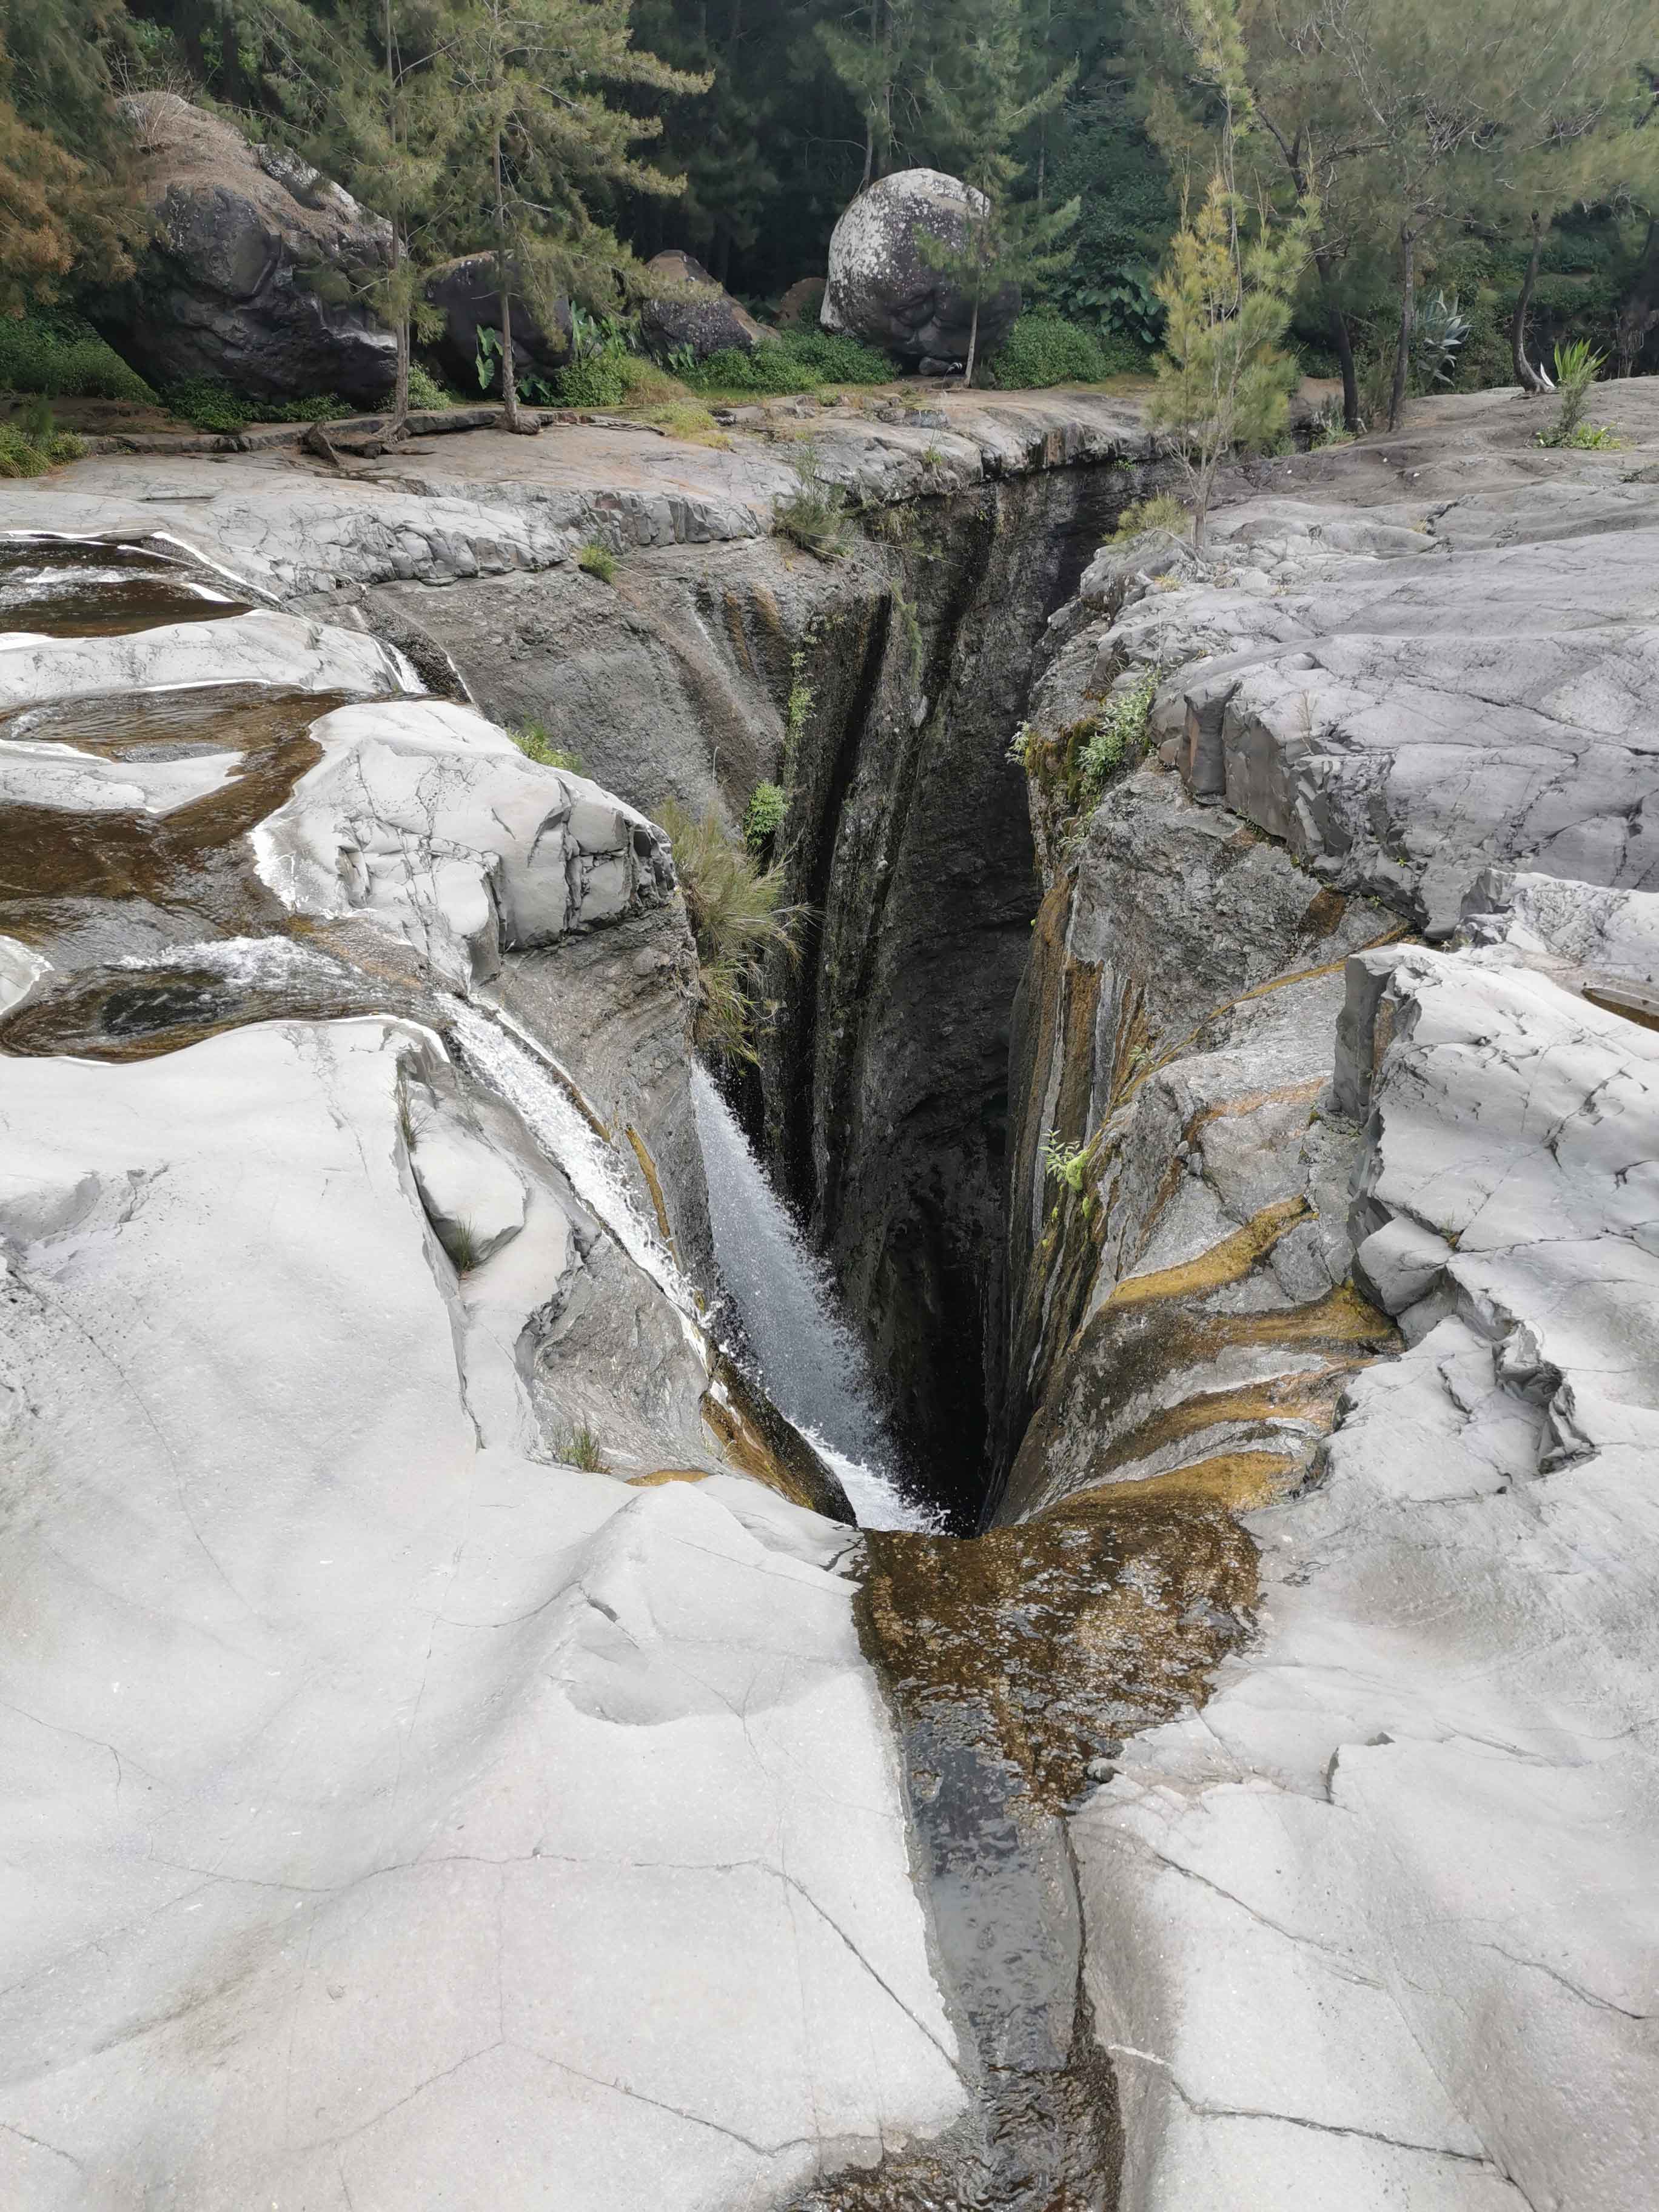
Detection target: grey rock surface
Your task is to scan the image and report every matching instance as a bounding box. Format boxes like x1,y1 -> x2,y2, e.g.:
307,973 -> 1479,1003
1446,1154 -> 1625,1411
1074,900 -> 1659,2212
0,1018 -> 961,2208
822,170 -> 1020,365
90,95 -> 396,405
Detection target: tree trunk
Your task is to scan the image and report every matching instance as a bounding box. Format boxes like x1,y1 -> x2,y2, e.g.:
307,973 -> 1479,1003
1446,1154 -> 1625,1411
1315,249 -> 1358,432
964,293 -> 980,390
395,313 -> 410,431
1388,228 -> 1415,432
1615,216 -> 1659,377
493,127 -> 521,434
1511,213 -> 1546,394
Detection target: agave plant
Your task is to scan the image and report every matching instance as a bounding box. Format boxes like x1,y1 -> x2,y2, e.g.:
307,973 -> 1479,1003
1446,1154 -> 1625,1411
1414,291 -> 1471,387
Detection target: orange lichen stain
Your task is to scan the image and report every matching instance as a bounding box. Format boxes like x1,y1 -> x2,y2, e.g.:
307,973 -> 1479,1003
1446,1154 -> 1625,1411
626,1125 -> 682,1265
1105,1195 -> 1311,1309
1099,1448 -> 1302,1512
629,1469 -> 712,1489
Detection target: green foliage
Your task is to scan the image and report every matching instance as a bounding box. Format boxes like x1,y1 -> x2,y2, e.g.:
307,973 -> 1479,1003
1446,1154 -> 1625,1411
447,1218 -> 483,1273
785,648 -> 814,742
557,1423 -> 609,1472
675,329 -> 891,397
0,423 -> 53,476
164,380 -> 349,431
555,338 -> 633,408
404,361 -> 457,410
0,311 -> 153,401
1148,166 -> 1310,547
743,780 -> 787,854
988,311 -> 1110,389
658,796 -> 806,1065
577,538 -> 619,583
1537,339 -> 1605,446
1043,1133 -> 1091,1195
1541,420 -> 1624,452
512,723 -> 586,773
773,440 -> 852,560
1111,493 -> 1190,543
1078,666 -> 1159,800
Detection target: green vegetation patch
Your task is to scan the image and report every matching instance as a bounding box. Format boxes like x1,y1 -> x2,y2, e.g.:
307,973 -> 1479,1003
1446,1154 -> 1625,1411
988,312 -> 1113,389
0,315 -> 155,404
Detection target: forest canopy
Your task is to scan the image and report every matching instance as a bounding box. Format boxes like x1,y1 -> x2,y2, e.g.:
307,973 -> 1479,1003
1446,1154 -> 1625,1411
2,0 -> 1657,409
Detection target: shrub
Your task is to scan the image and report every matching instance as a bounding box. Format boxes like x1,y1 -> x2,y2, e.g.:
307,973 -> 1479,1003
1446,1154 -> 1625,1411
1079,667 -> 1159,799
1111,492 -> 1190,543
773,440 -> 852,560
743,781 -> 788,854
658,797 -> 806,1065
405,363 -> 458,410
989,312 -> 1111,389
513,724 -> 586,773
1537,340 -> 1609,448
578,539 -> 619,583
675,327 -> 891,399
1043,1133 -> 1091,1193
165,382 -> 350,431
557,1424 -> 609,1472
0,426 -> 53,478
0,313 -> 156,403
555,339 -> 632,409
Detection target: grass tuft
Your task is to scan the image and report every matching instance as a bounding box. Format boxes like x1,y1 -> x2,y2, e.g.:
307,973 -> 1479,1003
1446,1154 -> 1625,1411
658,797 -> 808,1065
773,440 -> 852,560
557,1423 -> 610,1472
578,539 -> 619,583
1111,493 -> 1190,544
513,723 -> 586,773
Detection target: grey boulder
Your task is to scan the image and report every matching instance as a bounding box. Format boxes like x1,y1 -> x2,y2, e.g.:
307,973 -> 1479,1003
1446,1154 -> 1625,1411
90,95 -> 396,406
640,249 -> 766,361
822,169 -> 1019,366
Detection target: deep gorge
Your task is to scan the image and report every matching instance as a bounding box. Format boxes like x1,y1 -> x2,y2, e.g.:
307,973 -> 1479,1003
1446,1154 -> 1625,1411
381,458 -> 1149,1529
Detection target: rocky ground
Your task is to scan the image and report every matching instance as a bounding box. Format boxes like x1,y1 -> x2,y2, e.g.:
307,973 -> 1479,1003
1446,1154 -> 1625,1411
0,380 -> 1655,2208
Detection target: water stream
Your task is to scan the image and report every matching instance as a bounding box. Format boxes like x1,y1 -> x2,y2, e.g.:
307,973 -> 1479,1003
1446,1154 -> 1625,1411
691,1065 -> 942,1533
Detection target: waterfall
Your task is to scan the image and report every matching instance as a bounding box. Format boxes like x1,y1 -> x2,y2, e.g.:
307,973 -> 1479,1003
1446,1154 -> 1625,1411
691,1065 -> 942,1533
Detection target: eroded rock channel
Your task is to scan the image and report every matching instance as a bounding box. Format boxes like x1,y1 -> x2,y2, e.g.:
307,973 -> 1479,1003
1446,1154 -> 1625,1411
1,387 -> 1655,2210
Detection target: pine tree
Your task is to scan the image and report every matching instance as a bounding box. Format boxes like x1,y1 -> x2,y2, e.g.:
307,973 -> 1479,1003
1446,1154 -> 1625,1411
444,0 -> 707,430
920,1 -> 1078,386
0,0 -> 138,309
1144,0 -> 1312,546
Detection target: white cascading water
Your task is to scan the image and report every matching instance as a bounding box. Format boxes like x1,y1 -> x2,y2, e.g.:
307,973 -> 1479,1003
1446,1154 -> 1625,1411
691,1065 -> 943,1533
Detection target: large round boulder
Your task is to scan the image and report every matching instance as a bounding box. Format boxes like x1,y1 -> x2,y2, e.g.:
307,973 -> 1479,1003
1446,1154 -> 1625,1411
822,169 -> 1020,366
90,95 -> 396,406
640,250 -> 766,361
423,255 -> 572,397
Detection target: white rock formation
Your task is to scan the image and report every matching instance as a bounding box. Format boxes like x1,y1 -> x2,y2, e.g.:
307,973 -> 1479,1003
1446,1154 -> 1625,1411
1072,882 -> 1659,2212
0,610 -> 417,710
0,1017 -> 964,2209
253,698 -> 675,987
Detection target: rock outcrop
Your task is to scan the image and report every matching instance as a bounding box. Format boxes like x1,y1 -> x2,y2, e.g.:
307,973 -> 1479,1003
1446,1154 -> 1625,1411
92,96 -> 396,406
822,169 -> 1020,367
423,253 -> 573,397
640,248 -> 767,360
1000,385 -> 1659,2210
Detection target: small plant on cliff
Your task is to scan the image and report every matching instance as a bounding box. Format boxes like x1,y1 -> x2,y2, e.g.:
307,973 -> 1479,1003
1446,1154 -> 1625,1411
513,723 -> 586,773
659,798 -> 808,1065
743,782 -> 788,856
1044,1133 -> 1091,1194
774,441 -> 853,560
1111,493 -> 1190,545
557,1423 -> 610,1473
785,649 -> 816,744
1078,668 -> 1160,800
578,539 -> 619,583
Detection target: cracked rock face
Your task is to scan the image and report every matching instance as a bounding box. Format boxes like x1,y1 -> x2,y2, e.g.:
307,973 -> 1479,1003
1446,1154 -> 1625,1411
1071,899 -> 1659,2212
0,1019 -> 959,2208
